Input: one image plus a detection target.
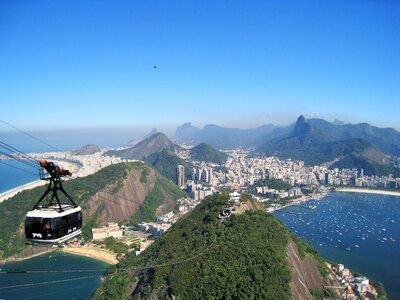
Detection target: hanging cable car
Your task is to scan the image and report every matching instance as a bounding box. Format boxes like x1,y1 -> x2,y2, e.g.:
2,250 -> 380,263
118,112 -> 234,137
25,160 -> 82,243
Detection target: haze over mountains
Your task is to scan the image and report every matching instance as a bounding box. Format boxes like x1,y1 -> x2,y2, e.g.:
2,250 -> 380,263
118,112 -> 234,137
175,122 -> 278,149
173,116 -> 400,174
174,116 -> 400,156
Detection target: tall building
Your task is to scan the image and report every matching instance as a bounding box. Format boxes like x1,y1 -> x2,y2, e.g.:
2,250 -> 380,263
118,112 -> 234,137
191,168 -> 196,180
208,168 -> 213,183
201,168 -> 209,183
176,165 -> 185,188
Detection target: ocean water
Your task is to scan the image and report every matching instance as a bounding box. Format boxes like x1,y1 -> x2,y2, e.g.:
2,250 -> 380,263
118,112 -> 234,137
0,160 -> 40,194
0,252 -> 109,300
274,192 -> 400,299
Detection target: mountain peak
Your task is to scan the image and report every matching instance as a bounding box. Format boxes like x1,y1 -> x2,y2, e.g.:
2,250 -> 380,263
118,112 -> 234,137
293,115 -> 313,141
332,119 -> 346,125
296,115 -> 306,124
189,143 -> 228,164
72,144 -> 101,155
107,132 -> 180,160
128,128 -> 160,146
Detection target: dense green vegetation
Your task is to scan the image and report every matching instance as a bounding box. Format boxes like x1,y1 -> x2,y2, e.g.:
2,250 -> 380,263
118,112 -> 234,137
144,148 -> 194,182
264,179 -> 292,191
131,174 -> 186,224
259,136 -> 374,166
94,237 -> 130,256
94,193 -> 330,299
331,154 -> 400,177
189,143 -> 228,164
0,162 -> 184,258
371,281 -> 388,300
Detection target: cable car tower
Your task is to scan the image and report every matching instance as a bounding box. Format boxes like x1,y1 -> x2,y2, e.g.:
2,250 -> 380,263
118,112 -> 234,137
33,160 -> 76,211
25,160 -> 82,244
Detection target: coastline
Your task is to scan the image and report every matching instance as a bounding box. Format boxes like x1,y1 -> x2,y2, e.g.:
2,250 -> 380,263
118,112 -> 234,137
60,245 -> 118,265
0,159 -> 81,203
335,187 -> 400,197
0,248 -> 55,264
267,186 -> 400,213
0,180 -> 46,203
0,246 -> 117,265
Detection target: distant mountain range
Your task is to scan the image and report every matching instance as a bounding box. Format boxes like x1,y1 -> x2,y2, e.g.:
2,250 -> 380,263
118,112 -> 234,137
107,117 -> 400,176
174,116 -> 400,175
174,118 -> 400,156
255,116 -> 390,166
254,116 -> 400,176
174,122 -> 277,149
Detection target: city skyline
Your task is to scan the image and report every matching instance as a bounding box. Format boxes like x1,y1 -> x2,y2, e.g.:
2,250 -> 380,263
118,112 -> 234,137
1,1 -> 399,130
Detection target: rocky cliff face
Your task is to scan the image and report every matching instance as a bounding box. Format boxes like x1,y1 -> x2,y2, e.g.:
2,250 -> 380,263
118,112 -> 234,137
288,241 -> 340,300
84,167 -> 157,225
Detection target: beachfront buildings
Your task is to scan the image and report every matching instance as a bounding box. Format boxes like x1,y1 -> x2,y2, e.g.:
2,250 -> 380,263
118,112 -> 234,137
92,222 -> 123,240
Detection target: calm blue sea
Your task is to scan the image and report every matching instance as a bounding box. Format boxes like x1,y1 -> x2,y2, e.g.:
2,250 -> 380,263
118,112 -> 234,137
274,192 -> 400,299
0,252 -> 109,300
0,160 -> 39,194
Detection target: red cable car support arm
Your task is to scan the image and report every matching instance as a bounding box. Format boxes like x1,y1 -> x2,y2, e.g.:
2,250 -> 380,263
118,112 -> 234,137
32,160 -> 77,212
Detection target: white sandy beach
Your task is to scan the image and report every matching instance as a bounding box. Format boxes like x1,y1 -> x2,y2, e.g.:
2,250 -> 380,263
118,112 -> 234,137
61,245 -> 118,265
335,187 -> 400,197
0,180 -> 47,203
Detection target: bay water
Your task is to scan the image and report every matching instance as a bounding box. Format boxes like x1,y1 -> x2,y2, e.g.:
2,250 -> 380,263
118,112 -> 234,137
0,252 -> 109,300
274,192 -> 400,299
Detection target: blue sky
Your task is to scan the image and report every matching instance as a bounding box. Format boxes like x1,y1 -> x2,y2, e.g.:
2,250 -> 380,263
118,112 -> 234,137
0,0 -> 399,131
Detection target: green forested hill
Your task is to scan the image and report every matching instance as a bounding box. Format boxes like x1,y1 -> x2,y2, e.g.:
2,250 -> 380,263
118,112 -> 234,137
189,143 -> 228,164
93,194 -> 330,299
0,162 -> 185,258
330,154 -> 400,177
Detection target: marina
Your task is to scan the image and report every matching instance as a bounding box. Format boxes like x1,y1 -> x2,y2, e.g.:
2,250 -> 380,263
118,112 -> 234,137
274,191 -> 400,299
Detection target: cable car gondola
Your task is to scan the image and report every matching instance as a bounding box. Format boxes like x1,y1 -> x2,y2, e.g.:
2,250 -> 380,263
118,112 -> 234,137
24,160 -> 82,243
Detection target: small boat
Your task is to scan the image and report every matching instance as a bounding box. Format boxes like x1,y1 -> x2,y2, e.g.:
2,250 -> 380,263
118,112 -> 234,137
7,269 -> 26,273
